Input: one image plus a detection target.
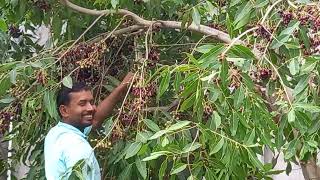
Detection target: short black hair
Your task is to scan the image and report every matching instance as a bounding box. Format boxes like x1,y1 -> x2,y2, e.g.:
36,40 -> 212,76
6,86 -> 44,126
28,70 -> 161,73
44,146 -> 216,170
56,82 -> 90,117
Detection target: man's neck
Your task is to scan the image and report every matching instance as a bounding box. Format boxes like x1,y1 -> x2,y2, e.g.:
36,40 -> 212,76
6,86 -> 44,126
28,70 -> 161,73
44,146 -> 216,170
61,120 -> 85,133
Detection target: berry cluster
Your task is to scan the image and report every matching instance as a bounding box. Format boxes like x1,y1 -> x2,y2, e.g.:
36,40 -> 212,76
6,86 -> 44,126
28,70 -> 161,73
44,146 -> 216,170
36,70 -> 47,85
133,0 -> 144,5
119,111 -> 138,126
62,42 -> 106,69
0,111 -> 14,134
255,25 -> 272,41
147,48 -> 160,68
9,25 -> 22,38
119,80 -> 157,127
131,83 -> 156,97
34,0 -> 51,11
259,68 -> 272,80
203,105 -> 213,122
279,6 -> 320,31
250,68 -> 272,82
279,10 -> 294,25
8,82 -> 25,98
229,68 -> 242,90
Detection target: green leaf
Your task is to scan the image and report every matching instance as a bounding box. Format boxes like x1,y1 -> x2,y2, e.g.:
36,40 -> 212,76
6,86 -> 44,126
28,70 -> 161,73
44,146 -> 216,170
170,163 -> 187,175
246,129 -> 255,145
206,1 -> 217,17
182,142 -> 201,153
143,119 -> 161,132
158,68 -> 170,98
294,103 -> 320,113
300,58 -> 317,74
231,112 -> 239,136
235,12 -> 251,30
180,94 -> 196,111
195,45 -> 217,54
288,109 -> 295,123
271,21 -> 300,49
111,0 -> 119,8
231,45 -> 256,60
52,15 -> 62,40
62,75 -> 73,88
308,120 -> 320,135
247,149 -> 264,170
284,140 -> 297,160
0,19 -> 7,32
192,7 -> 200,26
135,157 -> 147,179
9,68 -> 17,84
226,58 -> 245,67
230,0 -> 241,7
226,13 -> 233,38
136,131 -> 152,143
210,137 -> 224,155
161,137 -> 169,147
159,159 -> 167,180
43,91 -> 58,119
288,58 -> 300,75
125,142 -> 142,159
142,151 -> 167,161
299,26 -> 310,49
118,164 -> 132,180
234,1 -> 252,29
149,130 -> 168,140
0,97 -> 15,104
167,121 -> 191,131
293,75 -> 309,96
233,85 -> 244,108
209,111 -> 221,129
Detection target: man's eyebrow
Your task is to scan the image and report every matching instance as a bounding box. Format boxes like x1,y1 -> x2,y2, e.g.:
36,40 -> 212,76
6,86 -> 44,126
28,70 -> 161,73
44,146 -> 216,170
78,98 -> 94,103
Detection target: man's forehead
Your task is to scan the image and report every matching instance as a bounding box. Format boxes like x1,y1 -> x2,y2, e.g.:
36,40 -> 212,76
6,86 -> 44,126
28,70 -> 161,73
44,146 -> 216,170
69,90 -> 93,101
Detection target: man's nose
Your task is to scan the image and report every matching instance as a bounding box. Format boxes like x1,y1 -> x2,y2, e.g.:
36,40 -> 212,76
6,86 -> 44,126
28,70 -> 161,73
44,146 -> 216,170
87,103 -> 96,111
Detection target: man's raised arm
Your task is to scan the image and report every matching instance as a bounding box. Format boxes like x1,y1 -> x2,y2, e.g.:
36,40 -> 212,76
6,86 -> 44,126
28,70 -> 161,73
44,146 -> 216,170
92,72 -> 134,129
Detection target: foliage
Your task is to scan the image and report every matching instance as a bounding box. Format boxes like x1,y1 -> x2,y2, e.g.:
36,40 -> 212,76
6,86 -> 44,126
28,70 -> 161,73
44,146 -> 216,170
0,0 -> 320,179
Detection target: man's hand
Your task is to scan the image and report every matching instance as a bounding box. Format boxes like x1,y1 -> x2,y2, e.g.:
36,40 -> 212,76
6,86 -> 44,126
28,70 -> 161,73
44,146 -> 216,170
120,72 -> 135,88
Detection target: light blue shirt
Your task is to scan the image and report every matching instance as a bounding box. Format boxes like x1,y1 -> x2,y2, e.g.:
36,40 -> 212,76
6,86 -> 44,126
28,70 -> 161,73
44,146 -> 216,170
44,122 -> 101,180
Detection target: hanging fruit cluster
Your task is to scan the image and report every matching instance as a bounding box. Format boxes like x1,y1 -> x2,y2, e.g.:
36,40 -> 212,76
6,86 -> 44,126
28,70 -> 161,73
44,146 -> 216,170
147,47 -> 160,68
279,6 -> 320,31
0,111 -> 14,134
119,79 -> 157,127
34,0 -> 51,11
9,25 -> 22,38
255,25 -> 272,41
36,69 -> 48,85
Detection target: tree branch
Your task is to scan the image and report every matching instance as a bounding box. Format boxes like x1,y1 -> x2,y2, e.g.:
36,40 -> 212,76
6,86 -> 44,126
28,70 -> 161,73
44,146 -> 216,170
60,0 -> 235,44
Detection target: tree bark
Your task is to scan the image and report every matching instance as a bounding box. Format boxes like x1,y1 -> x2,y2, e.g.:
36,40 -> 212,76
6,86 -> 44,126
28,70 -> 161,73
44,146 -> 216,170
301,155 -> 320,180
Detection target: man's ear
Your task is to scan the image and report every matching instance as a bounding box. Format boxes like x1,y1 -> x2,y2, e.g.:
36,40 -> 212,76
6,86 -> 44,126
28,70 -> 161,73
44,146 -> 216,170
59,105 -> 69,119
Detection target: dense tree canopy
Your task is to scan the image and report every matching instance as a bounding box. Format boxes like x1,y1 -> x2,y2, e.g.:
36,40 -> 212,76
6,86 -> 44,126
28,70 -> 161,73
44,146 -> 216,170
0,0 -> 320,179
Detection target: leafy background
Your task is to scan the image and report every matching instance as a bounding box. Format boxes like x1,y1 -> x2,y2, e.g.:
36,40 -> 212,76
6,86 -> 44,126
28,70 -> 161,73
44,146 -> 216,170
0,0 -> 320,179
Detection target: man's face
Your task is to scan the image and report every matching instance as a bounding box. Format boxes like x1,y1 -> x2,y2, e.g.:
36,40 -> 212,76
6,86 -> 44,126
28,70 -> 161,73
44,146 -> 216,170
60,90 -> 96,129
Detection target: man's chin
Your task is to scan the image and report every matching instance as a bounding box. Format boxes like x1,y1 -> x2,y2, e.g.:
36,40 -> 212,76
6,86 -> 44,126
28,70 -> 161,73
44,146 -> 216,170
82,121 -> 93,127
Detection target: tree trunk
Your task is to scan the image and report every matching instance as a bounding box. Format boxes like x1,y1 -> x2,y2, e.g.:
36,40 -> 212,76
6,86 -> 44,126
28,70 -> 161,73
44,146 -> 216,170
301,155 -> 320,180
0,135 -> 8,179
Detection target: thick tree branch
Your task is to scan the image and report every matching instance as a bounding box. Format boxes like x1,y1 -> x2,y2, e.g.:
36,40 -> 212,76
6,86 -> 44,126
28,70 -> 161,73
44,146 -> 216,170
60,0 -> 235,44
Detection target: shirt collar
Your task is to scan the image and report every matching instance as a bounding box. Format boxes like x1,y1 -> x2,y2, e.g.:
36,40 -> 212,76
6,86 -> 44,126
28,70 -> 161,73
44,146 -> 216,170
57,121 -> 87,138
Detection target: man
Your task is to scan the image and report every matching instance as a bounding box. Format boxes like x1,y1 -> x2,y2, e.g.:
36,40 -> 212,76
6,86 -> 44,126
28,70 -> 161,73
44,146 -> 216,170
44,73 -> 133,180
